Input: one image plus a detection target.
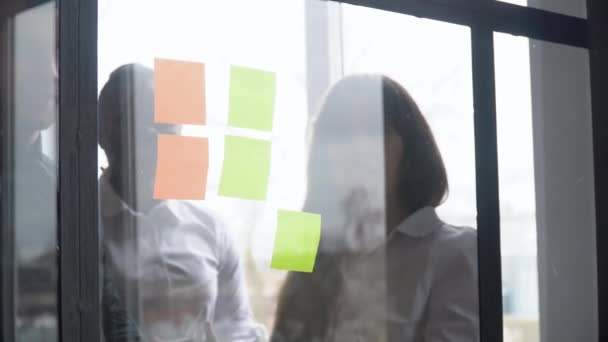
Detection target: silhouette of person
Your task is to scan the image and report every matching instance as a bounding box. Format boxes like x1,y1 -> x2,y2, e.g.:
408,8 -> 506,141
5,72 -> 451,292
1,6 -> 143,341
0,4 -> 59,340
271,75 -> 478,342
98,64 -> 261,341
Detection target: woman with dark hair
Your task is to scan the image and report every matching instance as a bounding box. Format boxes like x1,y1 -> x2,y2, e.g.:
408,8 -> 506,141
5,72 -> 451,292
271,75 -> 478,342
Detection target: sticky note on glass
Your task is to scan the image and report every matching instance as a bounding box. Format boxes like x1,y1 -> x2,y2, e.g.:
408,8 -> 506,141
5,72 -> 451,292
154,58 -> 206,125
228,65 -> 276,131
154,134 -> 209,200
218,135 -> 271,201
271,210 -> 322,273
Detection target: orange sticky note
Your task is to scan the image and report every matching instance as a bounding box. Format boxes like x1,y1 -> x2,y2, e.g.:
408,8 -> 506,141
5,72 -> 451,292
153,134 -> 209,200
154,58 -> 206,125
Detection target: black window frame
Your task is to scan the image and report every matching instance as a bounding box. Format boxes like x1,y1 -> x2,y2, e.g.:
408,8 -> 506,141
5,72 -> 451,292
0,12 -> 16,342
1,0 -> 606,341
329,2 -> 600,342
588,0 -> 608,341
57,0 -> 100,340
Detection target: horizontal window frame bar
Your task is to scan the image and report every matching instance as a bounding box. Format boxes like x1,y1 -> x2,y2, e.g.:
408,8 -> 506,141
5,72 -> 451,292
0,0 -> 52,19
332,0 -> 588,48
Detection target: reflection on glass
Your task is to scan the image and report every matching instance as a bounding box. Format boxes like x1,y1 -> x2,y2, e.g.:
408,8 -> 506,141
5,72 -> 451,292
13,4 -> 58,341
98,1 -> 478,341
4,2 -> 58,341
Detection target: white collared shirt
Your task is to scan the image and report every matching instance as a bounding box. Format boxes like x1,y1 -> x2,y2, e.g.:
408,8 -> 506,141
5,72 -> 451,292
329,206 -> 479,342
99,175 -> 259,341
394,207 -> 479,342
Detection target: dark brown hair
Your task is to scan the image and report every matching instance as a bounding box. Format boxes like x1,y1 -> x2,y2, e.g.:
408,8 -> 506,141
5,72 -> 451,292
271,75 -> 448,341
98,64 -> 155,165
379,75 -> 448,211
303,74 -> 447,223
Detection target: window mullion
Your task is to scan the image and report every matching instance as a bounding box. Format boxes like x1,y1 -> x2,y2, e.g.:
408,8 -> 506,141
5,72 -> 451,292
471,21 -> 504,342
58,0 -> 100,340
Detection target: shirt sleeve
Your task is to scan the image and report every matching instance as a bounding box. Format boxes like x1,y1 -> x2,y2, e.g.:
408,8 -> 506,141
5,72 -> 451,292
212,222 -> 259,341
424,228 -> 479,342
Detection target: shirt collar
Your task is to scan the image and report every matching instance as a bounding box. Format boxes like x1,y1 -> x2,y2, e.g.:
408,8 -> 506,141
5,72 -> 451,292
396,206 -> 443,237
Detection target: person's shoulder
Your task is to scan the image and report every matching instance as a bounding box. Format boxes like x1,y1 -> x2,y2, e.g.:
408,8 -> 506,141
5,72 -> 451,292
437,223 -> 476,244
166,200 -> 224,228
434,223 -> 477,263
164,200 -> 234,243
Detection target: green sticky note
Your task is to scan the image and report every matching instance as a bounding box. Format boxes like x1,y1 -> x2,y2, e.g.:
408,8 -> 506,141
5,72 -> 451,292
218,135 -> 272,200
228,65 -> 276,132
271,210 -> 322,273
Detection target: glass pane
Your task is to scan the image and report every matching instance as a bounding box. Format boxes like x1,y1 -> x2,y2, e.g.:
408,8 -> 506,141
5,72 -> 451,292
341,4 -> 477,229
497,0 -> 587,19
495,32 -> 597,342
1,2 -> 59,341
338,6 -> 479,341
98,1 -> 478,341
98,1 -> 307,340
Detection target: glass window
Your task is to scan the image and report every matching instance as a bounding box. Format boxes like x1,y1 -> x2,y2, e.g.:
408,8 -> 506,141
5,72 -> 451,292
497,0 -> 587,19
98,1 -> 479,341
495,32 -> 597,342
340,3 -> 477,229
1,2 -> 59,341
98,1 -> 308,339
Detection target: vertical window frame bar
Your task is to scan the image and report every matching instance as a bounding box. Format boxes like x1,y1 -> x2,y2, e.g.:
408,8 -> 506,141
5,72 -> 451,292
57,0 -> 100,340
0,15 -> 15,342
471,19 -> 504,342
588,0 -> 608,340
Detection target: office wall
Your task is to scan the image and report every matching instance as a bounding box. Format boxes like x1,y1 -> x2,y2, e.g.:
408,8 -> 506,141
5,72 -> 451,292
529,1 -> 598,340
